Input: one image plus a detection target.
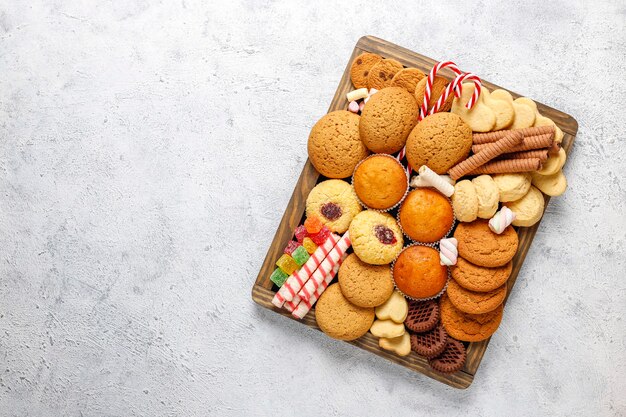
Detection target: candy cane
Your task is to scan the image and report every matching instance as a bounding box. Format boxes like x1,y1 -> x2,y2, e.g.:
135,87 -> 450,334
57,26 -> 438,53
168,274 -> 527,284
297,232 -> 351,301
430,72 -> 482,115
419,61 -> 463,121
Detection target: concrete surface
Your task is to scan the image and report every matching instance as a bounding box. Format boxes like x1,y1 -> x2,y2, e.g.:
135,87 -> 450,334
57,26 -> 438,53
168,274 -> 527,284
0,1 -> 625,416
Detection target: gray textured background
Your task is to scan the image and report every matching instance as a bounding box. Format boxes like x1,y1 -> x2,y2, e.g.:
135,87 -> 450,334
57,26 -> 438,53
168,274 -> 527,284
1,1 -> 625,416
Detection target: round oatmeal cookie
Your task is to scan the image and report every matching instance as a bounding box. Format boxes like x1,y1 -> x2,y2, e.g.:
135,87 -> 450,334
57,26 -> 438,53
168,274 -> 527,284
338,253 -> 394,308
453,219 -> 518,267
367,59 -> 404,90
307,110 -> 369,178
405,112 -> 472,174
414,76 -> 454,113
451,257 -> 512,292
446,278 -> 506,314
359,87 -> 419,154
390,68 -> 426,94
305,179 -> 362,233
350,52 -> 383,89
349,210 -> 404,265
440,294 -> 503,342
315,284 -> 375,341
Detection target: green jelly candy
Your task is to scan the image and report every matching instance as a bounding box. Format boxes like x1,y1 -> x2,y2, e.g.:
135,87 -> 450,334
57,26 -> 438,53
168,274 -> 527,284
291,245 -> 310,266
270,268 -> 289,287
276,254 -> 299,275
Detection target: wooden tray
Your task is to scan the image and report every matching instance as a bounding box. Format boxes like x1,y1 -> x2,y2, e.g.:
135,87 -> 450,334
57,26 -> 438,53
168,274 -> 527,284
251,36 -> 578,389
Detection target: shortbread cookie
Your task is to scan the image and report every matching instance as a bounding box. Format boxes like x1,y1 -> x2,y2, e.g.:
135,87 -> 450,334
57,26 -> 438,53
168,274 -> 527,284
338,253 -> 394,308
367,59 -> 404,90
307,111 -> 369,178
536,148 -> 566,176
505,185 -> 545,227
390,68 -> 426,94
360,87 -> 419,154
446,278 -> 506,314
531,170 -> 567,197
472,175 -> 500,219
451,257 -> 512,292
405,112 -> 473,174
454,219 -> 518,267
306,179 -> 362,233
370,319 -> 405,338
492,173 -> 532,202
379,332 -> 411,356
490,89 -> 536,129
315,284 -> 375,341
375,291 -> 408,323
481,88 -> 514,131
451,83 -> 496,132
350,52 -> 383,89
414,76 -> 454,113
515,97 -> 564,143
440,294 -> 503,342
451,180 -> 479,222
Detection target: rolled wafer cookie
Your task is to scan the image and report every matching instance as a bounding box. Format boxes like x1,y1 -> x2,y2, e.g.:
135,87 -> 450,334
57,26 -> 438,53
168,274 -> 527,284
449,131 -> 524,180
547,141 -> 562,156
472,125 -> 555,144
467,158 -> 542,175
472,133 -> 554,154
418,165 -> 455,197
499,149 -> 549,162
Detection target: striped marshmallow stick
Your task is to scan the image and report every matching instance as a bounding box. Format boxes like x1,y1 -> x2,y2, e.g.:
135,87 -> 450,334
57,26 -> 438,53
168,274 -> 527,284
429,72 -> 482,116
291,253 -> 348,319
297,232 -> 352,301
439,238 -> 459,266
271,233 -> 339,307
489,206 -> 516,234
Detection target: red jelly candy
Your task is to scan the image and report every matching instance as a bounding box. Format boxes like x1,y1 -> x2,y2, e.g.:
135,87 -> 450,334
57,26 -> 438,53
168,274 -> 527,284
311,225 -> 331,245
304,216 -> 323,234
283,240 -> 301,255
294,225 -> 308,243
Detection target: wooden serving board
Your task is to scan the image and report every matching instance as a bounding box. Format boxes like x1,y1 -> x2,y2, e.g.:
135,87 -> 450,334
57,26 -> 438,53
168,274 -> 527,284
251,36 -> 578,389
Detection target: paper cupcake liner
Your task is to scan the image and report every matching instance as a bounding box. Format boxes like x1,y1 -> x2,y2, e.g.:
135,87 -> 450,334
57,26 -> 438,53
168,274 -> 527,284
390,242 -> 451,302
396,192 -> 457,245
351,154 -> 409,213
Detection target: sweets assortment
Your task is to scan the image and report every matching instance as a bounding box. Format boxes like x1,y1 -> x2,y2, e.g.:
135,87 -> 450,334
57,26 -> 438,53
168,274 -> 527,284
267,52 -> 570,375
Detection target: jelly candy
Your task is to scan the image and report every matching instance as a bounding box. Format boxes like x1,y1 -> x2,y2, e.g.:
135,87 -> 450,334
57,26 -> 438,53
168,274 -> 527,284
310,225 -> 331,245
302,237 -> 318,254
276,254 -> 299,275
294,225 -> 308,243
304,216 -> 323,234
291,245 -> 310,266
283,240 -> 301,255
270,268 -> 289,287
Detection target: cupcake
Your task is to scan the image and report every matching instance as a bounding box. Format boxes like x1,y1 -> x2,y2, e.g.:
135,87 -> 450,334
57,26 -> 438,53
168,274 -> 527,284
393,245 -> 447,300
306,179 -> 362,233
352,154 -> 408,210
348,210 -> 404,265
398,188 -> 454,243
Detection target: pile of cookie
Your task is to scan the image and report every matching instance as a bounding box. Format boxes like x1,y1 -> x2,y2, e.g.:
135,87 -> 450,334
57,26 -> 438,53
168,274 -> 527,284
270,52 -> 568,375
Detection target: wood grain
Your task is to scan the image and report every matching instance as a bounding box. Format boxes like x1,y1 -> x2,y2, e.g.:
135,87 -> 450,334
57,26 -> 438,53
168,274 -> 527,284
251,35 -> 578,389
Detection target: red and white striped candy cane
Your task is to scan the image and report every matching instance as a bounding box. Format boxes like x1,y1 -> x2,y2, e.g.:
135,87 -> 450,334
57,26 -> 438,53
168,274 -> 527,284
429,72 -> 482,116
419,61 -> 463,121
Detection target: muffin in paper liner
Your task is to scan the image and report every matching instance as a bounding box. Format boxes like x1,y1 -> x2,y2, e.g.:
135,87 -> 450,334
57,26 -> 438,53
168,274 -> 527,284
351,153 -> 409,213
390,242 -> 452,302
395,190 -> 457,245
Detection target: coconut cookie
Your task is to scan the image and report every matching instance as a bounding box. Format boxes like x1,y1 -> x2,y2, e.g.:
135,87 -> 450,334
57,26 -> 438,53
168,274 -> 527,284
315,284 -> 375,341
306,180 -> 362,233
350,52 -> 383,89
307,111 -> 369,178
338,253 -> 394,308
360,87 -> 419,154
454,219 -> 519,267
440,294 -> 503,342
492,173 -> 532,202
505,185 -> 545,227
405,112 -> 473,174
390,68 -> 426,94
349,210 -> 404,265
367,59 -> 404,90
